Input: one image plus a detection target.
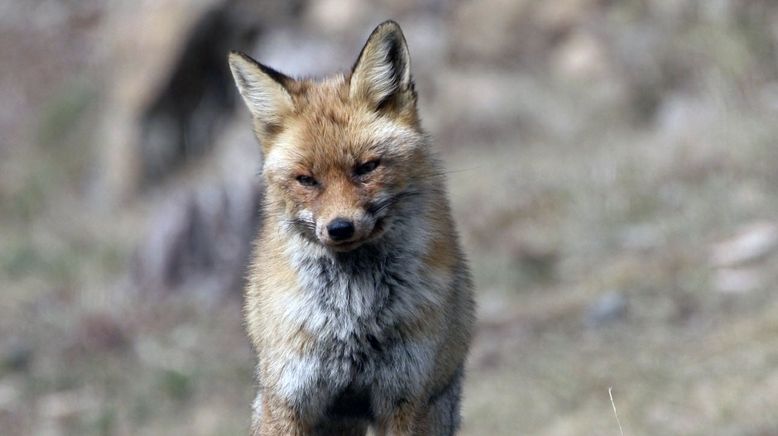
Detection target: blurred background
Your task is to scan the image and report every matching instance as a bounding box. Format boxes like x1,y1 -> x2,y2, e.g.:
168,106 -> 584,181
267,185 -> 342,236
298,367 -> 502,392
2,0 -> 778,434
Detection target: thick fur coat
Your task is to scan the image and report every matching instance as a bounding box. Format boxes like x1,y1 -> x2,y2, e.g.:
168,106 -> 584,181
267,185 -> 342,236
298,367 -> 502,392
228,20 -> 475,436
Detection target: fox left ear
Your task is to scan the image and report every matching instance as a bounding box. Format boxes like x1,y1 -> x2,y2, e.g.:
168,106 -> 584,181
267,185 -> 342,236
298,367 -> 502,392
350,20 -> 416,114
228,51 -> 295,130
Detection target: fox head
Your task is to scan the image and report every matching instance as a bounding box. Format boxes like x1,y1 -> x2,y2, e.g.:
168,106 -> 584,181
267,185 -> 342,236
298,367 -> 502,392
228,21 -> 437,252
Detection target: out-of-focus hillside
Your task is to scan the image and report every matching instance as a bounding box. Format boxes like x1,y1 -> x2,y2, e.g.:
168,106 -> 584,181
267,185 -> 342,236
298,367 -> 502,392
1,1 -> 778,435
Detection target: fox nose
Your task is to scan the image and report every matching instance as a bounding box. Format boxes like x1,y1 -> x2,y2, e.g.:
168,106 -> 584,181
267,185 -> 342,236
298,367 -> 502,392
327,218 -> 355,241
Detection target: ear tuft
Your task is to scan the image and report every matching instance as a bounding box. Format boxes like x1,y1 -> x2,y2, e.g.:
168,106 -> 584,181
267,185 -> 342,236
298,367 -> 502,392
350,20 -> 414,111
228,51 -> 294,126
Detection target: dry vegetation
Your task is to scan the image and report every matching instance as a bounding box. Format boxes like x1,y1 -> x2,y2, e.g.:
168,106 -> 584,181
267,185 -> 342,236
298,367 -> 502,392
1,1 -> 778,435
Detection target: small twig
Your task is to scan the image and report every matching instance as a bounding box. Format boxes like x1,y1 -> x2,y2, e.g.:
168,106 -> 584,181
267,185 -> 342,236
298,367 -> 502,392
609,387 -> 625,436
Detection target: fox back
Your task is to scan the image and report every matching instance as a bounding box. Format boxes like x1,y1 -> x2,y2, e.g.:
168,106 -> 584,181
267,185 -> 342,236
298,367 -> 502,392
229,21 -> 474,436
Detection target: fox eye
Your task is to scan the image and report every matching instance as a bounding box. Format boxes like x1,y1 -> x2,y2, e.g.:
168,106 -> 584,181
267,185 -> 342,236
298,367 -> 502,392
355,159 -> 380,176
296,175 -> 318,187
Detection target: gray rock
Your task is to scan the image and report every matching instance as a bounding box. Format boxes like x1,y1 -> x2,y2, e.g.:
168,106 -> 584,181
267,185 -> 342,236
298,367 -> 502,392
710,221 -> 778,267
1,341 -> 33,372
584,292 -> 628,327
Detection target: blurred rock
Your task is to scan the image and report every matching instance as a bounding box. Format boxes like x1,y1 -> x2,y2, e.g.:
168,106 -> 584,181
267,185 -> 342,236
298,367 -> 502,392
94,0 -> 294,203
655,94 -> 717,142
449,0 -> 532,63
449,0 -> 611,69
94,1 -> 304,298
0,382 -> 19,412
584,292 -> 627,327
95,0 -> 228,203
305,0 -> 366,35
39,389 -> 95,421
137,2 -> 258,187
0,381 -> 22,435
710,221 -> 778,267
713,268 -> 763,294
552,31 -> 609,81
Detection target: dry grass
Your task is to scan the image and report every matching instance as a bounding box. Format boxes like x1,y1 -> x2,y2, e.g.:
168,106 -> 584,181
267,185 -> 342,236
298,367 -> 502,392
447,94 -> 778,435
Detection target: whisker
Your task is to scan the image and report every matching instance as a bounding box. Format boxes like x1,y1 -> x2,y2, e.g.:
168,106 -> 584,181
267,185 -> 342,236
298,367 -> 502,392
439,166 -> 480,175
412,168 -> 476,181
369,190 -> 421,216
285,217 -> 317,234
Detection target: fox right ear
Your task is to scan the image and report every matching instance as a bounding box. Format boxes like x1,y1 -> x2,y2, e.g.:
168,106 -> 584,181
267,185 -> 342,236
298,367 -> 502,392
228,51 -> 294,127
350,21 -> 415,113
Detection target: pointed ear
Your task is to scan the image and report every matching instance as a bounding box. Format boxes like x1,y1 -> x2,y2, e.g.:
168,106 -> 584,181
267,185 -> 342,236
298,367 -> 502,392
350,21 -> 415,112
228,51 -> 294,126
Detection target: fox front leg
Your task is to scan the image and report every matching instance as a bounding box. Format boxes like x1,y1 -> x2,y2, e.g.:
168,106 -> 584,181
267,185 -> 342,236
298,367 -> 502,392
413,370 -> 464,436
250,392 -> 311,436
376,369 -> 464,436
375,400 -> 421,436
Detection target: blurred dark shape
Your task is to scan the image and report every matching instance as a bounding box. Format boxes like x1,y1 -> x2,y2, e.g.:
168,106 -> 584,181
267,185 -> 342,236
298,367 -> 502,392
584,292 -> 628,327
136,0 -> 308,188
131,181 -> 262,296
1,340 -> 33,373
71,312 -> 129,353
158,368 -> 193,402
510,241 -> 559,284
126,0 -> 306,296
138,2 -> 258,187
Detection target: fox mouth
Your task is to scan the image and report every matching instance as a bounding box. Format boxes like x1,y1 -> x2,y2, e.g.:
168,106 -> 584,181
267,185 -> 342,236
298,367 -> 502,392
292,189 -> 418,251
326,218 -> 387,252
369,217 -> 387,238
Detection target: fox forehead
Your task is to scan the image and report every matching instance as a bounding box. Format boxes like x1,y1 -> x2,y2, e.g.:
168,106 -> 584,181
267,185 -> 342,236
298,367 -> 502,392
263,78 -> 420,175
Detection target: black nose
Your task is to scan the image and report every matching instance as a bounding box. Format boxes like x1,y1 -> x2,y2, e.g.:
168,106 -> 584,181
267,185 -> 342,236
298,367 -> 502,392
327,218 -> 355,241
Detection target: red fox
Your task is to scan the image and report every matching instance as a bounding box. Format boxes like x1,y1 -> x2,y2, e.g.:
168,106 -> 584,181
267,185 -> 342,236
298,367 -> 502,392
228,20 -> 475,435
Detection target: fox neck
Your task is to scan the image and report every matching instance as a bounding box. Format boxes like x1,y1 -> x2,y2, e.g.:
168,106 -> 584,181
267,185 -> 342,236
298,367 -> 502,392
277,193 -> 444,333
